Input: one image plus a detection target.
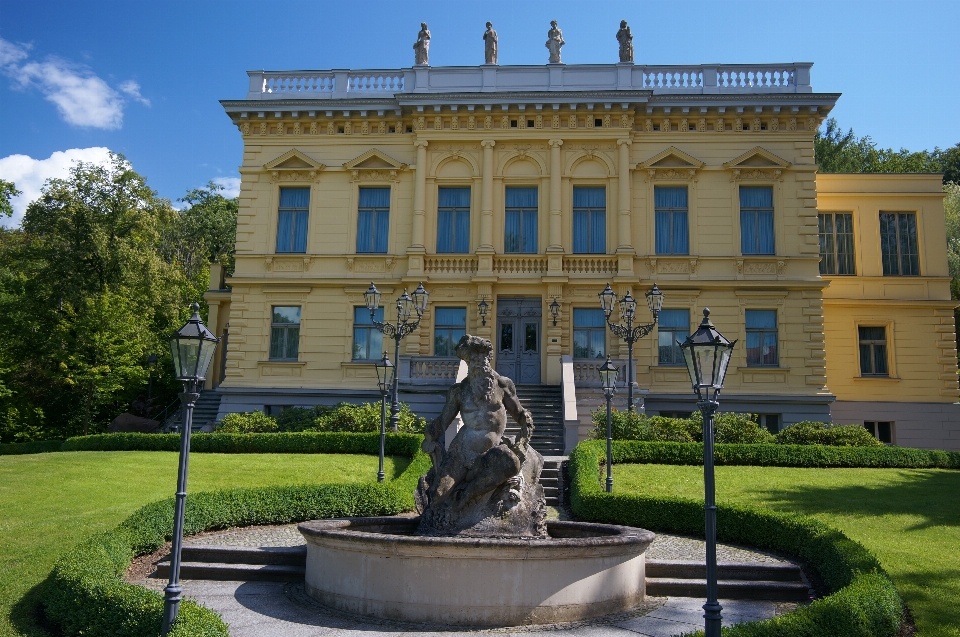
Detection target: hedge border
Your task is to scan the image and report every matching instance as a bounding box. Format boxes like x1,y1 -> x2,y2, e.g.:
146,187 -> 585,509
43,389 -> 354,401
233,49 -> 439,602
570,440 -> 904,637
39,439 -> 431,637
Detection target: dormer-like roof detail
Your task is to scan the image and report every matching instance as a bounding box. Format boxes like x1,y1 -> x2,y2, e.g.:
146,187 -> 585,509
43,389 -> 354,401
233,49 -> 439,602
638,147 -> 706,170
343,149 -> 407,171
264,149 -> 325,171
723,146 -> 792,169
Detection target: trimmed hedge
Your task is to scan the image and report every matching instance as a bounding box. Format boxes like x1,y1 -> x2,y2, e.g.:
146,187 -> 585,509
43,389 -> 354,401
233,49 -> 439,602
58,431 -> 424,457
607,440 -> 960,469
41,446 -> 432,636
0,439 -> 64,455
570,440 -> 904,637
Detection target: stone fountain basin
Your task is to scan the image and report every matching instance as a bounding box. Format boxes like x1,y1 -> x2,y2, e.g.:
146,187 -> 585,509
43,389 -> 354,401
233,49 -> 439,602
298,516 -> 656,627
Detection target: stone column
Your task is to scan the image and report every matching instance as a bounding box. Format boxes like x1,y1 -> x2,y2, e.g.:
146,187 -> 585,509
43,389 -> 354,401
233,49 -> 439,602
548,139 -> 564,251
616,138 -> 635,276
479,140 -> 495,250
411,140 -> 429,249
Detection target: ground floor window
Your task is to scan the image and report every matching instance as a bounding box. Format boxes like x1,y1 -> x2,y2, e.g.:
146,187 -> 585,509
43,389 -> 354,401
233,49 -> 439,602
353,307 -> 384,361
573,308 -> 606,359
269,306 -> 301,361
858,326 -> 889,376
864,421 -> 894,444
434,307 -> 467,356
756,413 -> 781,434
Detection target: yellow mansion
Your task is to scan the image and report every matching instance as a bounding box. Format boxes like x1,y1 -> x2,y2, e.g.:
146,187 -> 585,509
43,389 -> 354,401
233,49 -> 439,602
206,53 -> 959,451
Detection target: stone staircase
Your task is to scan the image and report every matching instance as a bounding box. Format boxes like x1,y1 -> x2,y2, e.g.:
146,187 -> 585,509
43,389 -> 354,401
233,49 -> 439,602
645,560 -> 812,601
190,391 -> 222,431
156,545 -> 305,582
539,457 -> 565,507
509,385 -> 566,456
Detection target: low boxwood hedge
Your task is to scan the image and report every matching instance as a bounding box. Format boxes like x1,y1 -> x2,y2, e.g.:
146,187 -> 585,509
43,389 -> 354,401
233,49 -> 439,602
41,447 -> 432,637
0,439 -> 64,455
570,440 -> 904,637
607,440 -> 960,469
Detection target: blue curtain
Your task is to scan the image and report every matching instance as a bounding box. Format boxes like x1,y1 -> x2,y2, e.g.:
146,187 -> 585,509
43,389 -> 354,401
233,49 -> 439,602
573,187 -> 605,208
746,310 -> 776,329
522,210 -> 538,253
356,211 -> 373,252
655,186 -> 687,209
573,308 -> 605,327
359,187 -> 390,208
655,211 -> 671,254
658,309 -> 689,329
454,210 -> 470,252
573,211 -> 588,253
276,211 -> 293,252
374,210 -> 389,253
590,211 -> 605,253
293,211 -> 308,252
673,210 -> 688,254
758,211 -> 774,254
740,210 -> 757,254
439,187 -> 470,208
280,187 -> 310,208
506,187 -> 537,208
655,187 -> 688,255
435,307 -> 466,326
504,211 -> 520,252
437,211 -> 453,252
739,187 -> 772,208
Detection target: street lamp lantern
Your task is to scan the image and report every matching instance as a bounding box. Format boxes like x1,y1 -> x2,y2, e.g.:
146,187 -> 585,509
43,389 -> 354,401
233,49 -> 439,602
599,356 -> 619,493
599,283 -> 617,317
374,352 -> 395,483
147,353 -> 158,368
162,303 -> 220,636
478,298 -> 489,326
549,298 -> 561,326
598,356 -> 619,391
412,281 -> 430,314
645,283 -> 664,319
619,291 -> 637,321
364,282 -> 382,312
397,289 -> 415,322
678,307 -> 736,637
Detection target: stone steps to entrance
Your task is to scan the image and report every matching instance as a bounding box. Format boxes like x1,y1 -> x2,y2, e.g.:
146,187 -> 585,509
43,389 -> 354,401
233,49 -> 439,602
510,384 -> 566,456
645,560 -> 812,601
156,545 -> 307,582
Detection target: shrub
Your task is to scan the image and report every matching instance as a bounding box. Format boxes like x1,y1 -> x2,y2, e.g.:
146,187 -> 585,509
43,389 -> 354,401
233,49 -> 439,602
690,411 -> 775,445
569,440 -> 904,637
312,401 -> 425,434
275,405 -> 331,432
777,421 -> 883,447
593,410 -> 774,445
216,410 -> 278,433
0,439 -> 65,455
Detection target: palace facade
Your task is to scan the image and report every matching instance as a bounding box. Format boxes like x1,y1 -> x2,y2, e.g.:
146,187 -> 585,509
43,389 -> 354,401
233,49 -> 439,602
208,60 -> 959,451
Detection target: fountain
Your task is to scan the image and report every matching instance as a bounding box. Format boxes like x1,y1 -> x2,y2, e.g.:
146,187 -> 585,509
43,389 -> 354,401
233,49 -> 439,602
299,335 -> 656,627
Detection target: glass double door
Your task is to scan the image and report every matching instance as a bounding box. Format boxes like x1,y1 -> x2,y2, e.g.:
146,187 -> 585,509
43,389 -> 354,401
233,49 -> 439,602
495,297 -> 541,384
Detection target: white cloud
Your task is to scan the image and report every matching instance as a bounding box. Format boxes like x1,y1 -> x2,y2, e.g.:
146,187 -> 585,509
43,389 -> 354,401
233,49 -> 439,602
0,37 -> 147,130
212,176 -> 241,198
0,147 -> 113,227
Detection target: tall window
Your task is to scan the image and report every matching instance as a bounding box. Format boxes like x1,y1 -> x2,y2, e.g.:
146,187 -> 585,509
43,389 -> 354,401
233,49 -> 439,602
745,310 -> 778,366
655,187 -> 689,255
504,187 -> 538,253
573,309 -> 606,359
356,187 -> 390,253
879,212 -> 919,276
858,326 -> 888,376
434,308 -> 467,356
740,186 -> 775,255
437,187 -> 470,253
657,309 -> 690,365
352,307 -> 384,360
276,188 -> 309,253
573,187 -> 606,254
818,212 -> 855,275
269,307 -> 301,360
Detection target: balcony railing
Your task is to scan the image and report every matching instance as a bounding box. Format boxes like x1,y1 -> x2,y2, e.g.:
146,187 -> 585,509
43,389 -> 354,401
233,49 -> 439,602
572,358 -> 628,388
493,256 -> 548,274
399,356 -> 461,385
563,256 -> 617,275
424,256 -> 478,275
245,63 -> 813,100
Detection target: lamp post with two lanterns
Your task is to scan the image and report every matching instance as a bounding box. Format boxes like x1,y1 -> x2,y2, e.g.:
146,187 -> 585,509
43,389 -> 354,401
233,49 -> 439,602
373,352 -> 395,483
678,308 -> 736,637
598,283 -> 664,412
598,356 -> 619,493
161,304 -> 220,636
364,282 -> 429,431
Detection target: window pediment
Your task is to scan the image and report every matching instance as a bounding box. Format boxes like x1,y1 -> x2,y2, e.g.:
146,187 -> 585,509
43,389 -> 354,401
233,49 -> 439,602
724,147 -> 791,181
264,149 -> 325,182
343,149 -> 407,181
638,146 -> 705,180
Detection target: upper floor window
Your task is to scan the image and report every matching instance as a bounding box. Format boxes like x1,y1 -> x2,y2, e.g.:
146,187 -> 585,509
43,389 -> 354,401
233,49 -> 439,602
858,326 -> 888,376
276,188 -> 309,253
356,187 -> 390,253
657,309 -> 690,365
352,307 -> 384,360
572,187 -> 606,254
655,187 -> 689,255
504,187 -> 538,253
818,212 -> 855,275
745,309 -> 778,366
436,187 -> 470,253
740,186 -> 775,255
434,308 -> 467,356
269,306 -> 301,361
879,212 -> 919,276
573,309 -> 606,359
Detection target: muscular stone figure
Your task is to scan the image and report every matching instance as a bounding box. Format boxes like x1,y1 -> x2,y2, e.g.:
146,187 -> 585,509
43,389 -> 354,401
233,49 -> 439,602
417,334 -> 546,537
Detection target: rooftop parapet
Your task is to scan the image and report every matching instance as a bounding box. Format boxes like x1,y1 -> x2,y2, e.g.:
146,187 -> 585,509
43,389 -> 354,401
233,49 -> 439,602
244,63 -> 814,101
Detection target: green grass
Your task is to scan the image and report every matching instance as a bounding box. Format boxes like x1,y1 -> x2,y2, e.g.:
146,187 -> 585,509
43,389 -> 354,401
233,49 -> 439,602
613,463 -> 960,637
0,451 -> 409,637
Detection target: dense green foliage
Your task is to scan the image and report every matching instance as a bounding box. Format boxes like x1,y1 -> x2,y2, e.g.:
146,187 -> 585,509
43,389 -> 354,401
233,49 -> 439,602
775,420 -> 882,447
41,450 -> 430,637
569,441 -> 904,637
219,402 -> 427,434
0,179 -> 21,219
0,157 -> 238,443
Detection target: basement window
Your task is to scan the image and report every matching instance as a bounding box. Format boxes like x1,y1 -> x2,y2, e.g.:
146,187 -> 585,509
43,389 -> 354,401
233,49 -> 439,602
864,421 -> 894,444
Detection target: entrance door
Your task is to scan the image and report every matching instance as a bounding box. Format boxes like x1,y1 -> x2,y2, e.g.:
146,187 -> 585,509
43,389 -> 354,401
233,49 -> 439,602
495,297 -> 541,384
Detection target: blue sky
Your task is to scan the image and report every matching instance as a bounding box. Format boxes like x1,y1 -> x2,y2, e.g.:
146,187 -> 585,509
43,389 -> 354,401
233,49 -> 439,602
1,0 -> 958,226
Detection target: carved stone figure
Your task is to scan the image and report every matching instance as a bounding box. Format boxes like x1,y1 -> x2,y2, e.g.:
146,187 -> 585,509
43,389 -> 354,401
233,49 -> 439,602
617,20 -> 633,63
416,334 -> 546,538
413,22 -> 431,65
483,22 -> 498,64
545,20 -> 564,64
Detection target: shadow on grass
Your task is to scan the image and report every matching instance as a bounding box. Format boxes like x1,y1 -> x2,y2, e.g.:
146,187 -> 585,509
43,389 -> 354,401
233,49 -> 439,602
886,567 -> 960,637
743,468 -> 960,530
9,575 -> 56,637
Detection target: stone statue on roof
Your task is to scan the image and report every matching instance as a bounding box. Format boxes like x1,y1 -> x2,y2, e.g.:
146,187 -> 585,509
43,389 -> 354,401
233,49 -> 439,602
413,22 -> 431,66
545,20 -> 564,64
617,20 -> 634,63
483,22 -> 498,65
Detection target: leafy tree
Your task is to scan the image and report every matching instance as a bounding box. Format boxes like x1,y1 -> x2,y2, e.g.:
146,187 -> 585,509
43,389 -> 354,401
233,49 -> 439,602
0,180 -> 20,218
160,182 -> 238,281
945,183 -> 960,363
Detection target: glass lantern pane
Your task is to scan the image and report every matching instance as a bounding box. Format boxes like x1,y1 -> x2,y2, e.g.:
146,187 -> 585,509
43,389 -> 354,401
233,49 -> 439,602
697,347 -> 717,387
197,337 -> 219,379
178,341 -> 200,379
170,338 -> 183,378
717,345 -> 733,388
681,344 -> 696,387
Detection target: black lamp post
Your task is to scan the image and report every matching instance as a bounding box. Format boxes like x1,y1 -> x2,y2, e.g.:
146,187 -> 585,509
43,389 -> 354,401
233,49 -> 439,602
162,303 -> 220,636
549,298 -> 561,326
364,281 -> 429,431
146,353 -> 158,410
598,356 -> 619,493
478,298 -> 489,326
679,308 -> 736,637
374,352 -> 395,483
599,283 -> 664,412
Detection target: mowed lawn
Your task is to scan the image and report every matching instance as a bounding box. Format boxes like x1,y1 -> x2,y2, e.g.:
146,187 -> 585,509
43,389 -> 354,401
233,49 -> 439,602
0,451 -> 410,637
613,463 -> 960,637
